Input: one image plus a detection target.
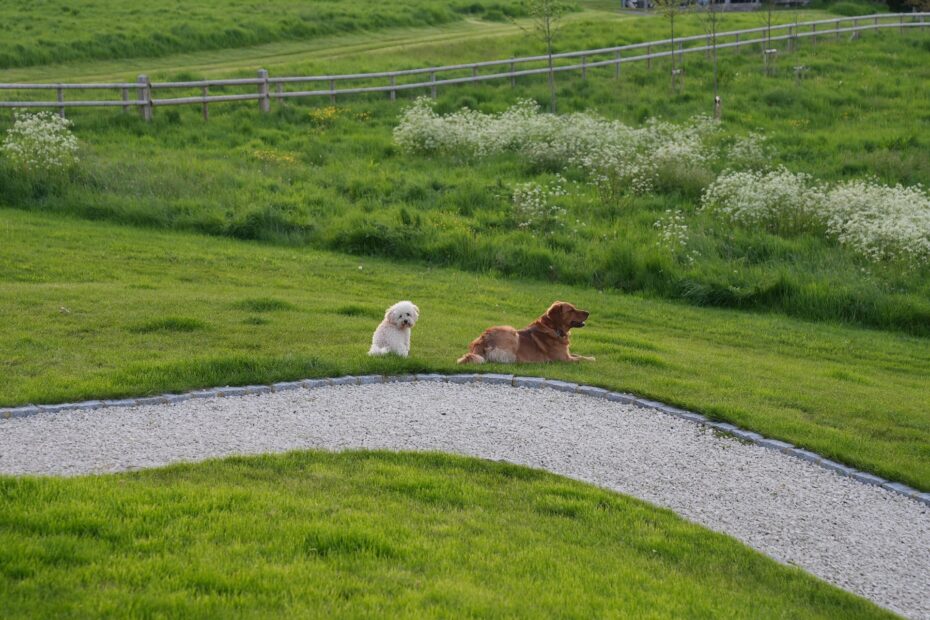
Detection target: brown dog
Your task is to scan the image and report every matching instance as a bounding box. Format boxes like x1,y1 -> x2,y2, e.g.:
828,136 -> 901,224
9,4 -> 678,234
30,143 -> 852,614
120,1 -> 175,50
457,301 -> 595,364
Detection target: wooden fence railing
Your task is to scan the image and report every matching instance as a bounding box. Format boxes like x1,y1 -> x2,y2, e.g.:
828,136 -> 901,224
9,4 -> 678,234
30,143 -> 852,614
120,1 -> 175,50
0,12 -> 926,121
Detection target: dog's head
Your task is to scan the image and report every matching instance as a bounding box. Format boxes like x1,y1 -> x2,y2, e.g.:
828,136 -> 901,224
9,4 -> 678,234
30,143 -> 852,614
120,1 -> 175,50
386,300 -> 419,329
543,301 -> 590,333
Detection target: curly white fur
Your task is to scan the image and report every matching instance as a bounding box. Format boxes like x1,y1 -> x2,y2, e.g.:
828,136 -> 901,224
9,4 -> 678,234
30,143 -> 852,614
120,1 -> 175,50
368,301 -> 419,357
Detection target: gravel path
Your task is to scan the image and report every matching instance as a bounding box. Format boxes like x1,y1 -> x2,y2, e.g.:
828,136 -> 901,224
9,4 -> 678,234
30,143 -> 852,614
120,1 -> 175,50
1,382 -> 928,618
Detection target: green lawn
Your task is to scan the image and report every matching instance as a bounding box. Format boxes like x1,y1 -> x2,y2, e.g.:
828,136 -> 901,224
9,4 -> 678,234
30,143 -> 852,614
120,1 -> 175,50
2,209 -> 928,491
0,0 -> 526,69
0,451 -> 896,619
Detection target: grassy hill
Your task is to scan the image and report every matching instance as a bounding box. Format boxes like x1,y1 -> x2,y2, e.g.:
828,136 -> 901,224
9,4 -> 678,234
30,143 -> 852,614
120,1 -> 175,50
1,7 -> 927,616
2,15 -> 928,334
0,0 -> 526,69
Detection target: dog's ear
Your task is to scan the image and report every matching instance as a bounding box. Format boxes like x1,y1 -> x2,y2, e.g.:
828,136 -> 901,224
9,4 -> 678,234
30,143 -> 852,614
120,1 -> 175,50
547,301 -> 568,319
385,305 -> 397,322
411,304 -> 420,319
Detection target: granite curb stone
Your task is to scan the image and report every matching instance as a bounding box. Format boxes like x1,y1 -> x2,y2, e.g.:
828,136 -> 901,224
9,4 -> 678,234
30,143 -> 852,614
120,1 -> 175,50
1,372 -> 925,505
513,376 -> 546,389
447,374 -> 480,384
545,380 -> 579,393
606,392 -> 637,404
415,374 -> 446,382
851,471 -> 886,487
789,448 -> 824,464
576,385 -> 609,398
329,376 -> 358,386
819,459 -> 857,477
478,373 -> 515,386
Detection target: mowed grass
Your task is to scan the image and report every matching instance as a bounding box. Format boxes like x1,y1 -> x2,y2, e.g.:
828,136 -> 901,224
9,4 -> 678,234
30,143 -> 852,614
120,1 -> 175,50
3,19 -> 928,334
0,0 -> 525,69
0,451 -> 895,619
2,209 -> 929,490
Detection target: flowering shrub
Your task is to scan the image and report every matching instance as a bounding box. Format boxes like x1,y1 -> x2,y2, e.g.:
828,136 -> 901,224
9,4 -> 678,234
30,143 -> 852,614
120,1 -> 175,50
1,111 -> 79,175
823,180 -> 930,265
653,209 -> 698,265
701,167 -> 825,235
511,176 -> 567,231
394,98 -> 716,197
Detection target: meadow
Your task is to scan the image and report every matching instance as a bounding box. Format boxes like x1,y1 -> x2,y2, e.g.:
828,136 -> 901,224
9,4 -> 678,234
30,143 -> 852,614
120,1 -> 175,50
2,2 -> 929,615
0,0 -> 526,69
2,13 -> 928,334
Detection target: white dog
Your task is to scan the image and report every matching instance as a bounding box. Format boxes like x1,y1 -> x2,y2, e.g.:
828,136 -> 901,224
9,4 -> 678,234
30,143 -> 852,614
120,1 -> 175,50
368,301 -> 419,357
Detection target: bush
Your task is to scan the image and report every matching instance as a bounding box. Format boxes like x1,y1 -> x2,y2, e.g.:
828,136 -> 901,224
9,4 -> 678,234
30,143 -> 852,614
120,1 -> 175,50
701,167 -> 825,235
1,111 -> 79,176
823,180 -> 930,265
394,98 -> 718,200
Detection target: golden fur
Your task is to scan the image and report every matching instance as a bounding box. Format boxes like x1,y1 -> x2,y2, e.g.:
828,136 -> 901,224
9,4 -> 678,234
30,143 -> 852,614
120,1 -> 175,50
457,301 -> 595,364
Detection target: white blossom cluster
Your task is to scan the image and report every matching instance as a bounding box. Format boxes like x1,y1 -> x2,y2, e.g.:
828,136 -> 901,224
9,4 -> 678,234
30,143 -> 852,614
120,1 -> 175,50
394,98 -> 716,197
823,180 -> 930,265
653,209 -> 698,264
1,111 -> 79,175
703,168 -> 930,266
511,175 -> 567,231
701,167 -> 825,235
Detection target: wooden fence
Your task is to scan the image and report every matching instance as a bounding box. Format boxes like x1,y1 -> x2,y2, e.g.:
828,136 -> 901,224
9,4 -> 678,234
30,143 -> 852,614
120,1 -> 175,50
0,12 -> 926,121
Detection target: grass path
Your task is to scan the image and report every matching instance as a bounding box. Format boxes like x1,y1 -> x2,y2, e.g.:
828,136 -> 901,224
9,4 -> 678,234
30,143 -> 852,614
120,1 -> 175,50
2,209 -> 928,490
0,10 -> 635,83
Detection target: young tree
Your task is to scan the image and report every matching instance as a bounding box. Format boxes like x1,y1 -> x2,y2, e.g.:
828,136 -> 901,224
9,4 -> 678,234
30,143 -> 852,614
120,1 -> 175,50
654,0 -> 692,93
523,0 -> 570,113
700,0 -> 723,116
761,0 -> 777,75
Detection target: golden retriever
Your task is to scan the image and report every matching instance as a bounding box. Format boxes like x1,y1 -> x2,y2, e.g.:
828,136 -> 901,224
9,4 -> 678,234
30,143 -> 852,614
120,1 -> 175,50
457,301 -> 595,364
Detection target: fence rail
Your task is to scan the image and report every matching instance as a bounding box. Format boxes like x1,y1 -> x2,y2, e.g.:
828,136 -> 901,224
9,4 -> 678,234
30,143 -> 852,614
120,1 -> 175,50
0,12 -> 926,120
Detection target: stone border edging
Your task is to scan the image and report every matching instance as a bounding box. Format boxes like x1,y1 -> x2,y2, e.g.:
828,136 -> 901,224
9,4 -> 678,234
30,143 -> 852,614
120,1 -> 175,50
3,373 -> 928,506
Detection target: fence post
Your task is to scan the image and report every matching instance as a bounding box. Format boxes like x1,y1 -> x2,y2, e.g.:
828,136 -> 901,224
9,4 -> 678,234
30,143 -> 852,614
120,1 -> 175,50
258,69 -> 270,113
276,82 -> 285,108
835,19 -> 841,39
735,33 -> 741,53
55,87 -> 65,118
788,26 -> 794,52
202,86 -> 209,121
389,75 -> 396,101
614,51 -> 621,78
430,71 -> 437,98
121,87 -> 130,113
329,79 -> 336,104
812,23 -> 817,48
647,45 -> 652,69
472,65 -> 478,78
581,55 -> 587,80
510,61 -> 515,88
137,75 -> 152,122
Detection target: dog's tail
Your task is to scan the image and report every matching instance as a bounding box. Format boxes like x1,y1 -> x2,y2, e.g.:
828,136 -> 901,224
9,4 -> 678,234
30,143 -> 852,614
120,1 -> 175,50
456,352 -> 486,365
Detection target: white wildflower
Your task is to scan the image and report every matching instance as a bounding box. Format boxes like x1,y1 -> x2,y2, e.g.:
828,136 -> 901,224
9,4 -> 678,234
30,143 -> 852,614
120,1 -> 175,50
823,180 -> 930,265
701,167 -> 825,234
1,111 -> 79,175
